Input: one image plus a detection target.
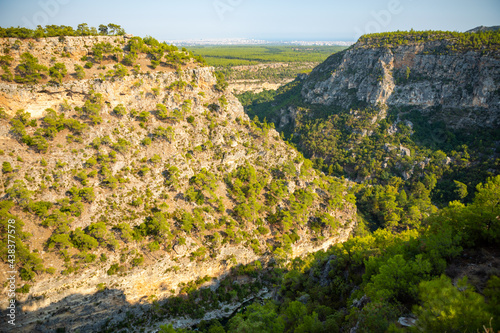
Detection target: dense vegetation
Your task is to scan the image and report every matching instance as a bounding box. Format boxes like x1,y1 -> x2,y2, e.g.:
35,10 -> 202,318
147,175 -> 499,333
190,45 -> 347,67
189,45 -> 347,88
358,29 -> 500,53
87,168 -> 499,333
0,23 -> 126,38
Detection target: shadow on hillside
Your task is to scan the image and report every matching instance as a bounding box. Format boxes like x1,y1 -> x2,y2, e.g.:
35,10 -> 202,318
5,259 -> 273,333
4,288 -> 135,332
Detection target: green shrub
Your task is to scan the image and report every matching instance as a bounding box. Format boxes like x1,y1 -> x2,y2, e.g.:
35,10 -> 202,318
78,187 -> 95,202
86,222 -> 109,243
20,267 -> 36,281
132,254 -> 144,266
214,71 -> 228,92
29,201 -> 53,217
123,52 -> 137,66
107,263 -> 120,275
47,233 -> 72,249
6,180 -> 32,205
49,63 -> 67,83
150,154 -> 161,164
70,228 -> 98,250
112,63 -> 128,78
112,138 -> 131,152
45,267 -> 56,274
227,302 -> 284,332
16,284 -> 31,294
102,176 -> 118,189
353,300 -> 401,333
366,254 -> 432,304
155,103 -> 169,120
14,52 -> 48,84
139,166 -> 150,176
74,64 -> 85,79
257,226 -> 269,235
135,211 -> 171,237
113,104 -> 127,117
2,161 -> 13,173
148,241 -> 160,252
129,197 -> 143,207
190,246 -> 207,261
413,275 -> 493,332
137,111 -> 150,122
153,126 -> 175,141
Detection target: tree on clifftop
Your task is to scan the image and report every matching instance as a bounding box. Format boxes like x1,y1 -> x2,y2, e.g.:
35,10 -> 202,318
98,24 -> 108,35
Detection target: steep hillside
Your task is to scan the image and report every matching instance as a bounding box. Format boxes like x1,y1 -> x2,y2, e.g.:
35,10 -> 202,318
0,34 -> 357,332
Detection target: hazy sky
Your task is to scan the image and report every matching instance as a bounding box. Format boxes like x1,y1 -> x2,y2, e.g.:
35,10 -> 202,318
0,0 -> 499,41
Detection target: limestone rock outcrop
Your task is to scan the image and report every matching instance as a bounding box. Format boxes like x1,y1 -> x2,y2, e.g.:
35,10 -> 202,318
302,39 -> 500,128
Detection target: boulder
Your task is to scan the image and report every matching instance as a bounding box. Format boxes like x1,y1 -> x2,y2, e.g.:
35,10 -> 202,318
398,317 -> 417,327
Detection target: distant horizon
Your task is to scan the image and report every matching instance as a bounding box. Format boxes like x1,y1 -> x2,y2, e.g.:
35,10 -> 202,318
0,22 -> 497,45
163,38 -> 356,42
3,25 -> 498,46
161,38 -> 356,47
0,0 -> 499,41
161,25 -> 500,45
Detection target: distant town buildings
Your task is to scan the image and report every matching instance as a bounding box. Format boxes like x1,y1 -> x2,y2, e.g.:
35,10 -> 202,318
164,38 -> 354,46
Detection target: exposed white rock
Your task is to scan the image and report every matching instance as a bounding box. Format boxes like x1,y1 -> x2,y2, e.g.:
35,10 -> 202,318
398,316 -> 417,327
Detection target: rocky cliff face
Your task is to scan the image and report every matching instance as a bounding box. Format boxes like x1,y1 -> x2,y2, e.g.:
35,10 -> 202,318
229,79 -> 293,94
302,39 -> 500,128
0,36 -> 357,332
